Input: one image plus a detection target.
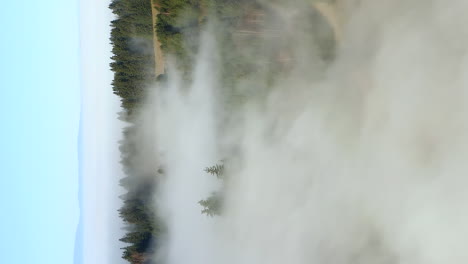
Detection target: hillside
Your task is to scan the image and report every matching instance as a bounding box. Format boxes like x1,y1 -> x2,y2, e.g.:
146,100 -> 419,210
109,1 -> 337,263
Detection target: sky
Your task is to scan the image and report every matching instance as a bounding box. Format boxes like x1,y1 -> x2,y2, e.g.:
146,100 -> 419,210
0,1 -> 123,263
0,1 -> 80,263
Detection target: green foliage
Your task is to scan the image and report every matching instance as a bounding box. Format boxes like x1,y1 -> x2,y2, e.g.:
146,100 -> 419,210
204,163 -> 224,179
156,0 -> 205,75
199,192 -> 222,216
117,178 -> 162,264
109,1 -> 161,263
109,0 -> 156,117
109,0 -> 338,263
199,163 -> 225,216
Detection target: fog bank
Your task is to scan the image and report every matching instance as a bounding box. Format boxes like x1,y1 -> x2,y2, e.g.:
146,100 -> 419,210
145,1 -> 468,263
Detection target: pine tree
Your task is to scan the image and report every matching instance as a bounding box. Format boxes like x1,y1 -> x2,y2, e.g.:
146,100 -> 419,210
204,163 -> 224,179
199,192 -> 222,216
199,162 -> 225,216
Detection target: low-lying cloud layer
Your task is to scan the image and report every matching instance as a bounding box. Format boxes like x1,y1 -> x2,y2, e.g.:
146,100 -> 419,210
141,0 -> 468,263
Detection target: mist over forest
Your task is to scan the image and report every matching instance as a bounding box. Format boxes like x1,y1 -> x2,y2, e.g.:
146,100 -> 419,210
109,1 -> 468,264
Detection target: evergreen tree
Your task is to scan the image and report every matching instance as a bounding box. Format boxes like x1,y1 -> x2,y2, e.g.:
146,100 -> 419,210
199,163 -> 225,216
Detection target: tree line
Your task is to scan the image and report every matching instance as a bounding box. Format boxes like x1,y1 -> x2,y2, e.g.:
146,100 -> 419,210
109,1 -> 159,263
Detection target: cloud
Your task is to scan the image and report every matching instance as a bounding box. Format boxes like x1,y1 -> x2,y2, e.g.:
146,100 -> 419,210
79,0 -> 126,263
140,1 -> 468,264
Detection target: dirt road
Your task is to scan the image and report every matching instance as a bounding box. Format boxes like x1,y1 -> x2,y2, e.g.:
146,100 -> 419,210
312,1 -> 343,42
151,0 -> 165,76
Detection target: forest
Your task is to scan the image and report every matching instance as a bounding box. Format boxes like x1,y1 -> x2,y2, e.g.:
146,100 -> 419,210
109,0 -> 216,263
106,0 -> 468,264
109,1 -> 252,263
109,0 -> 158,263
109,0 -> 335,263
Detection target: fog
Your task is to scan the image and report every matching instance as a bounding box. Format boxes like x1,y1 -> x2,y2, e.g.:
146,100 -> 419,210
79,0 -> 126,263
152,32 -> 221,264
143,0 -> 468,263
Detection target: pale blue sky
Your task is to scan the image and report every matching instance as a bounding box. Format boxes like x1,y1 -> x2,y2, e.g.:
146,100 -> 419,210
0,0 -> 125,262
0,0 -> 128,263
0,1 -> 81,264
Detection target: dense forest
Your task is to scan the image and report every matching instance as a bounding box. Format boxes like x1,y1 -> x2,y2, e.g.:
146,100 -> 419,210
109,0 -> 335,263
109,1 -> 158,263
105,1 -> 468,264
108,1 -> 253,263
108,1 -> 216,263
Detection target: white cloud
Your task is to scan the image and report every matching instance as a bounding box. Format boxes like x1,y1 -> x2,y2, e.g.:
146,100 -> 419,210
79,0 -> 126,263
